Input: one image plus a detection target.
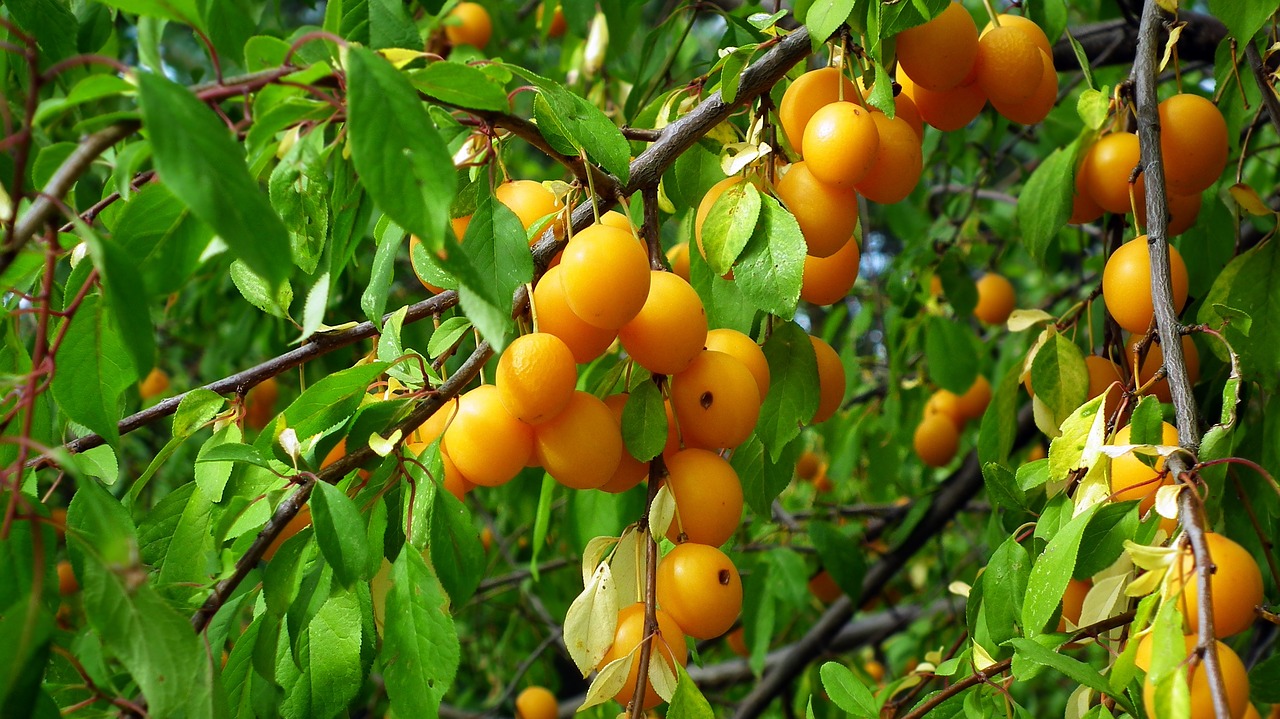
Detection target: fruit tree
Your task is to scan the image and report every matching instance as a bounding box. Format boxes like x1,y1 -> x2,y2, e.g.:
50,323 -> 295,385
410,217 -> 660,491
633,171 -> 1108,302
1,1 -> 1278,718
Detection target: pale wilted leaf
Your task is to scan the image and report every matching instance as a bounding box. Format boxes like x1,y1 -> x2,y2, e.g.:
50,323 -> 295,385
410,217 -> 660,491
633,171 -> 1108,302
582,535 -> 620,586
611,528 -> 642,606
580,653 -> 633,711
1008,308 -> 1055,332
564,562 -> 619,676
1153,484 -> 1182,520
650,485 -> 675,540
1227,183 -> 1276,217
649,645 -> 678,702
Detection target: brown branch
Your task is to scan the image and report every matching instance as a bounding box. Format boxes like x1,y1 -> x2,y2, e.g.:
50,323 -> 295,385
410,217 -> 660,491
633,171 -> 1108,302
629,431 -> 669,717
1132,3 -> 1228,718
1050,11 -> 1226,72
191,339 -> 493,630
1245,41 -> 1280,138
30,292 -> 460,469
731,404 -> 1038,718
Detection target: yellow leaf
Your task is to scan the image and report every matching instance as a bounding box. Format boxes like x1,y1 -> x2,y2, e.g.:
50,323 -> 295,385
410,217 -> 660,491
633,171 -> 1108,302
581,535 -> 620,585
1007,308 -> 1054,332
377,48 -> 427,69
368,429 -> 401,457
650,485 -> 676,540
580,653 -> 632,711
1154,0 -> 1178,12
648,647 -> 678,701
563,562 -> 620,676
1228,183 -> 1277,217
972,641 -> 998,671
1157,23 -> 1185,73
610,527 -> 642,606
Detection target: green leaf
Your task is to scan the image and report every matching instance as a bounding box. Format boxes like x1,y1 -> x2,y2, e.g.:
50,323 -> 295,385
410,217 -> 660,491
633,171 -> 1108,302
138,71 -> 292,288
925,315 -> 980,394
451,193 -> 533,351
268,127 -> 330,276
230,259 -> 293,317
196,442 -> 276,471
383,549 -> 460,714
978,363 -> 1023,465
1007,638 -> 1130,713
1077,88 -> 1110,130
820,661 -> 877,717
260,362 -> 390,453
94,0 -> 201,25
347,46 -> 457,253
756,321 -> 820,459
622,380 -> 668,462
155,483 -> 214,603
193,421 -> 240,501
664,141 -> 724,211
308,587 -> 364,717
1208,0 -> 1273,42
427,317 -> 473,358
1064,30 -> 1095,89
1074,502 -> 1138,578
718,47 -> 753,104
1018,140 -> 1080,263
701,182 -> 761,276
173,389 -> 226,437
50,296 -> 134,446
1021,503 -> 1098,636
507,67 -> 632,183
0,595 -> 52,718
1128,395 -> 1163,444
937,252 -> 978,317
1024,0 -> 1067,44
736,193 -> 806,319
982,462 -> 1028,512
362,215 -> 404,328
1198,240 -> 1280,390
1249,654 -> 1280,703
311,482 -> 370,588
368,0 -> 420,48
983,535 -> 1030,646
412,61 -> 511,112
810,521 -> 865,604
668,664 -> 715,719
111,183 -> 213,297
806,0 -> 856,49
428,471 -> 486,605
1030,331 -> 1088,426
733,434 -> 801,517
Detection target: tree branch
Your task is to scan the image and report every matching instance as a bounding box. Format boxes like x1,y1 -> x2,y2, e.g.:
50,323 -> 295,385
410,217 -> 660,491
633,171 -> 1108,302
1050,11 -> 1227,72
732,404 -> 1038,717
31,292 -> 460,469
1245,41 -> 1280,139
1132,2 -> 1227,718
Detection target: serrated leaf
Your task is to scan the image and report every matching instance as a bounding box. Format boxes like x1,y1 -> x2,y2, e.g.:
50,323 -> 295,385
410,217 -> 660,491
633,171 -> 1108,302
1031,331 -> 1089,427
650,485 -> 676,540
382,549 -> 459,713
926,315 -> 980,394
411,61 -> 511,112
668,664 -> 715,719
311,482 -> 369,588
735,193 -> 806,318
806,0 -> 856,48
427,317 -> 473,357
50,296 -> 134,446
580,653 -> 632,711
820,661 -> 877,717
1022,504 -> 1098,636
1019,140 -> 1081,263
756,321 -> 820,459
701,182 -> 761,276
622,381 -> 668,462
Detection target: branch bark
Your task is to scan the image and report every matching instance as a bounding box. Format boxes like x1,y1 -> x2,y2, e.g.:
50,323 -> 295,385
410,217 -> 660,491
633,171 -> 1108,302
1245,41 -> 1280,138
731,404 -> 1038,718
1050,11 -> 1227,72
1132,2 -> 1228,717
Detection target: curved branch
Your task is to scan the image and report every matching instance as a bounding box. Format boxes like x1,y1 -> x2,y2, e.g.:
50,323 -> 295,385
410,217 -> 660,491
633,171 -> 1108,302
732,404 -> 1038,718
1132,2 -> 1227,718
1050,11 -> 1227,72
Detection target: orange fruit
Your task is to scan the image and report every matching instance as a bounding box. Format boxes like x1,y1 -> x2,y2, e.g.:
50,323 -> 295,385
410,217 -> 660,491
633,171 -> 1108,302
452,215 -> 471,240
1159,94 -> 1229,196
974,26 -> 1044,106
1135,190 -> 1202,236
666,242 -> 690,282
981,15 -> 1052,57
990,49 -> 1058,125
599,603 -> 688,709
1109,421 -> 1178,513
795,450 -> 822,480
619,271 -> 708,375
50,508 -> 66,542
496,180 -> 563,235
559,224 -> 653,330
1085,355 -> 1126,400
1059,578 -> 1091,630
244,377 -> 279,430
600,210 -> 634,232
725,626 -> 749,657
57,560 -> 78,596
533,391 -> 622,490
532,265 -> 617,363
263,505 -> 312,560
703,329 -> 770,401
443,385 -> 535,487
1134,335 -> 1200,404
914,414 -> 959,467
496,333 -> 578,424
778,67 -> 857,155
897,66 -> 986,132
671,350 -> 761,450
1082,132 -> 1144,215
808,569 -> 842,603
855,113 -> 923,204
801,237 -> 861,306
1070,163 -> 1105,224
973,273 -> 1016,325
776,161 -> 859,258
1101,237 -> 1189,335
802,102 -> 881,187
892,92 -> 925,140
538,4 -> 567,38
813,469 -> 833,493
516,686 -> 558,719
445,2 -> 492,49
409,234 -> 452,294
1027,443 -> 1047,461
1170,532 -> 1264,638
955,376 -> 992,422
664,448 -> 743,546
138,367 -> 170,400
925,389 -> 964,428
810,335 -> 845,424
1140,635 -> 1250,719
656,543 -> 743,639
896,2 -> 980,92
